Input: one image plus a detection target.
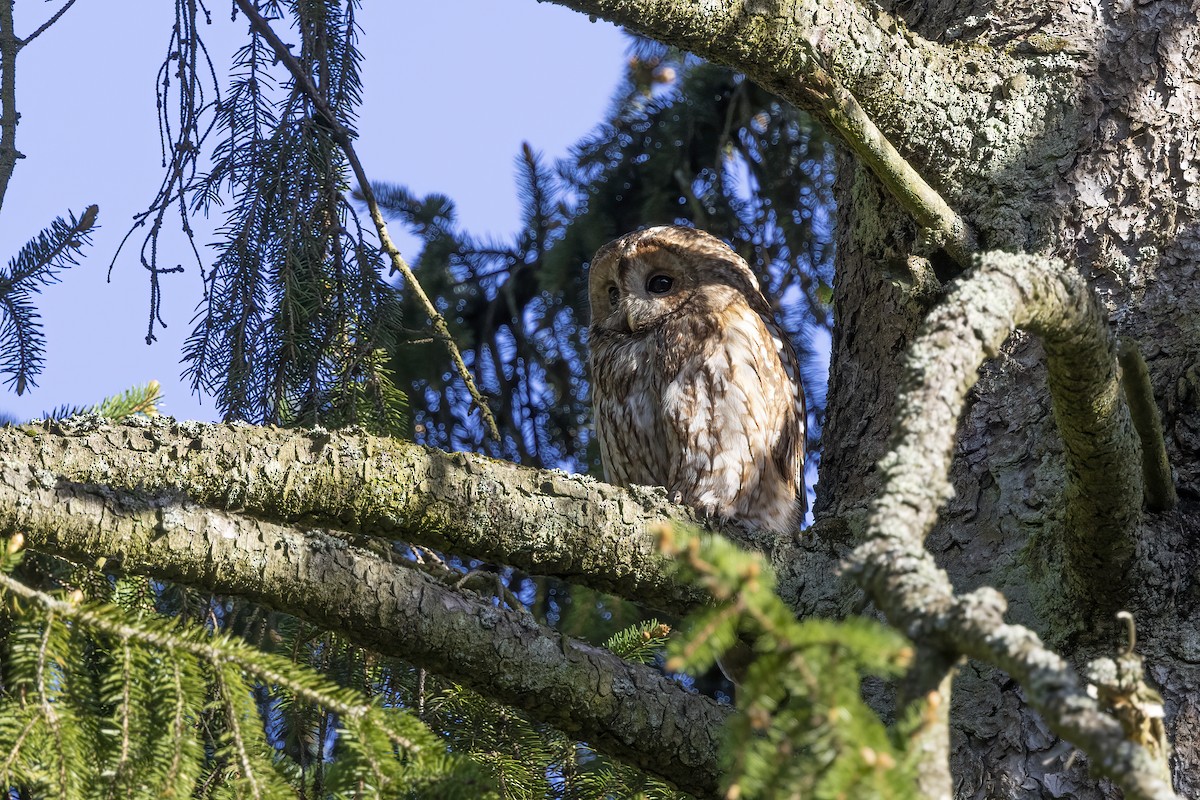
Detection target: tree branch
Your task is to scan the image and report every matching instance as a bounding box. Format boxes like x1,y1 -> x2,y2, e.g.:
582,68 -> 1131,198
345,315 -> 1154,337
0,452 -> 728,796
1119,342 -> 1177,512
544,0 -> 994,267
0,0 -> 22,213
4,417 -> 709,615
231,0 -> 500,441
19,0 -> 79,48
846,251 -> 1170,799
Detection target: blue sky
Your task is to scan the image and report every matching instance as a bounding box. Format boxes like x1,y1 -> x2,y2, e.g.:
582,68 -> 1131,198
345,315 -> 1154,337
0,1 -> 626,420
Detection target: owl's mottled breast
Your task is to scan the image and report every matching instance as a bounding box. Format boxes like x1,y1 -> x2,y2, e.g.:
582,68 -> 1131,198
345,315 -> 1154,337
587,225 -> 805,533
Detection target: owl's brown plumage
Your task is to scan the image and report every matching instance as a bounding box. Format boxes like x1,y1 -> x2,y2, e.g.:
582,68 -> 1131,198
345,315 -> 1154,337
587,225 -> 806,533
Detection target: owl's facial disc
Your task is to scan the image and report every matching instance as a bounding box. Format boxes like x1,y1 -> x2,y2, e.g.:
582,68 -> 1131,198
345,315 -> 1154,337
586,229 -> 695,334
616,249 -> 690,332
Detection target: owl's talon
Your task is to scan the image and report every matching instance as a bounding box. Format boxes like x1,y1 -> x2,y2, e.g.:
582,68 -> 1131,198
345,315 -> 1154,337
670,490 -> 684,505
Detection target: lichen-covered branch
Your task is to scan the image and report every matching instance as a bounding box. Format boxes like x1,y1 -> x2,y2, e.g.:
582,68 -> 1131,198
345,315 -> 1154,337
543,0 -> 984,124
807,64 -> 977,268
1119,342 -> 1177,512
543,0 -> 1003,265
846,251 -> 1170,799
0,452 -> 728,795
3,417 -> 708,614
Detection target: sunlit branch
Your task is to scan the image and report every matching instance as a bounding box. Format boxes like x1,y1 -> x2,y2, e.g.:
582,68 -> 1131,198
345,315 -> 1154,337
803,65 -> 976,267
0,449 -> 728,794
5,418 -> 712,615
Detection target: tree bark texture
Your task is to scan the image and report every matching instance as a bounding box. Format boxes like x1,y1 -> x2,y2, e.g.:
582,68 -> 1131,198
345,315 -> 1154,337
0,418 -> 728,796
6,417 -> 707,613
542,0 -> 1200,796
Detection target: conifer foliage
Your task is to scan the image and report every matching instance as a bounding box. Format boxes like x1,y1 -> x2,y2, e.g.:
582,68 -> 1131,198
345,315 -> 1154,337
376,42 -> 834,468
0,205 -> 98,395
117,0 -> 404,429
0,535 -> 487,798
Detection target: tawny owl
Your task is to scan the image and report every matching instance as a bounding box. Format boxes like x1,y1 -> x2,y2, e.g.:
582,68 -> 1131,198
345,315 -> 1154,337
587,225 -> 806,533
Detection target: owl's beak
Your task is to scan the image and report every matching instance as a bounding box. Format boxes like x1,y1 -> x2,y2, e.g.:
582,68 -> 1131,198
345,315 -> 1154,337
608,302 -> 632,333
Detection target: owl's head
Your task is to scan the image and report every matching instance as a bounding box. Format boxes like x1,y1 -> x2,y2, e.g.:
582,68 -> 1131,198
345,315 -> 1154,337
587,226 -> 765,334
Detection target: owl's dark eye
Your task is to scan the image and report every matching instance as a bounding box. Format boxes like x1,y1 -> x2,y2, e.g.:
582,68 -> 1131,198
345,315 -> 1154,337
607,286 -> 620,308
646,274 -> 673,294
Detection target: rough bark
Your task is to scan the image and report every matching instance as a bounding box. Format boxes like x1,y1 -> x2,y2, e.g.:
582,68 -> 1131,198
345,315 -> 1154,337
847,252 -> 1169,798
541,0 -> 1200,797
804,1 -> 1200,796
4,416 -> 707,613
0,421 -> 728,796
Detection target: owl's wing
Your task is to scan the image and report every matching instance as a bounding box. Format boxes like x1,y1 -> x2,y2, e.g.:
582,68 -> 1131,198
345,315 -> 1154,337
660,303 -> 803,532
772,321 -> 807,516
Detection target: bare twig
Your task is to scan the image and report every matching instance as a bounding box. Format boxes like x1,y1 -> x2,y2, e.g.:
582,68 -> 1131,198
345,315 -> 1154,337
846,251 -> 1170,799
0,0 -> 85,214
232,0 -> 499,441
19,0 -> 79,48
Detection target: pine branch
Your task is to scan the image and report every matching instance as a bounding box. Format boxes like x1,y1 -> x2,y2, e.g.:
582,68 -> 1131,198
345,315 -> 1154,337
0,547 -> 471,796
0,205 -> 99,394
231,0 -> 500,440
661,527 -> 920,798
40,381 -> 163,423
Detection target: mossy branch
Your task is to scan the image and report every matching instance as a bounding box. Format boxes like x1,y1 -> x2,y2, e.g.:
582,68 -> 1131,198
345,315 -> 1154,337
545,0 -> 982,268
5,416 -> 708,614
795,64 -> 976,268
1119,342 -> 1177,512
846,251 -> 1171,800
0,451 -> 728,796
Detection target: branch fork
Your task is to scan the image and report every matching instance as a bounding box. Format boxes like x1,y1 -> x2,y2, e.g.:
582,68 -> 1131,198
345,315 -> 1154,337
847,251 -> 1174,799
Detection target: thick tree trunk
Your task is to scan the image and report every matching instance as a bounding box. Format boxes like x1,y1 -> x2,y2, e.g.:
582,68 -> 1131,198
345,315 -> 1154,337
541,0 -> 1200,795
811,2 -> 1200,796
